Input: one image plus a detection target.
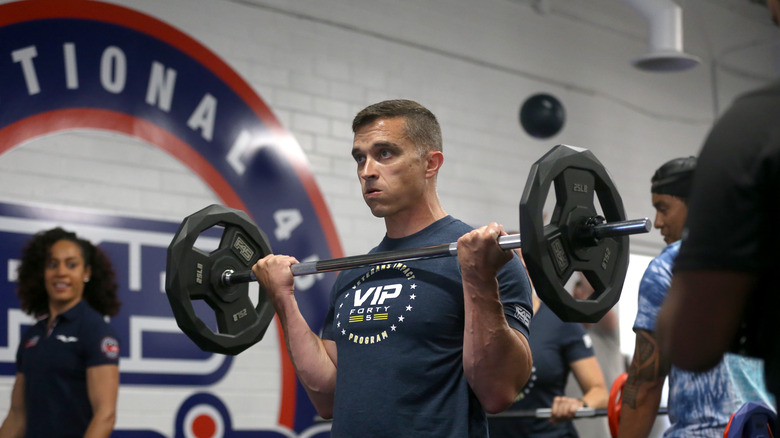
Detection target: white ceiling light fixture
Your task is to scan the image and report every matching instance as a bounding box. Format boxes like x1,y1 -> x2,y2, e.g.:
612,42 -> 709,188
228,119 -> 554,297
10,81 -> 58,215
623,0 -> 701,72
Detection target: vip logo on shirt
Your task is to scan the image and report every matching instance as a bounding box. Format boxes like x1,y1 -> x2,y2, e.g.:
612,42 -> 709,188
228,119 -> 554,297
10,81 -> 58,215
56,335 -> 78,343
353,284 -> 402,307
347,285 -> 398,325
335,263 -> 418,346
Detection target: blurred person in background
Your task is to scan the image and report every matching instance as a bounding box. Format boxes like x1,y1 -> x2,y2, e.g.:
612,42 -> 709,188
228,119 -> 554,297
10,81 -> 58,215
0,227 -> 121,438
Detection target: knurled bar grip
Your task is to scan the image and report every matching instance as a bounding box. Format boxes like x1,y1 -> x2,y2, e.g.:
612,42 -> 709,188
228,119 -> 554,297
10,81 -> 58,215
221,218 -> 650,286
488,406 -> 668,419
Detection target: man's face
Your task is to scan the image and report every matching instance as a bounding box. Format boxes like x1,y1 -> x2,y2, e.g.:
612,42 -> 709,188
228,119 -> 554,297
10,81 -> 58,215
652,193 -> 688,245
351,117 -> 430,218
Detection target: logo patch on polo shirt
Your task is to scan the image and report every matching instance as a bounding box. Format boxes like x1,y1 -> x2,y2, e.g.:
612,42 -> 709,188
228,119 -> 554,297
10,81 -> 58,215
25,335 -> 39,348
583,333 -> 593,349
101,337 -> 120,359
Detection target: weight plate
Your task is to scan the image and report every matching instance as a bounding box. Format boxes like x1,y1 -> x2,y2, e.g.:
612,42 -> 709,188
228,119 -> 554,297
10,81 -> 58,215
165,204 -> 275,355
519,145 -> 628,322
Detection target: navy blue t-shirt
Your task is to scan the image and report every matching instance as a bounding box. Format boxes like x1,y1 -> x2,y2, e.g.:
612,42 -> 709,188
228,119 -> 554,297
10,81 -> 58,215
17,300 -> 120,438
489,302 -> 593,438
321,216 -> 533,437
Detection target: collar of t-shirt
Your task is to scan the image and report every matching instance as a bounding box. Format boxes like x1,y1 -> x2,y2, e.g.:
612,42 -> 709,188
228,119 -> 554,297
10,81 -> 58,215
45,300 -> 87,332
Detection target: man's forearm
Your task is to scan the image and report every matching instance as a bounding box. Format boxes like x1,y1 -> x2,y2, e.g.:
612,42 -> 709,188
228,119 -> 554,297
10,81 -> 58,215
462,277 -> 531,413
618,329 -> 669,438
275,295 -> 337,417
617,376 -> 665,438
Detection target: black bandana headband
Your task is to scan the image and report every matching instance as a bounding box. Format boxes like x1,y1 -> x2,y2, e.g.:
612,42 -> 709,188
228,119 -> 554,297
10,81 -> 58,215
651,156 -> 696,198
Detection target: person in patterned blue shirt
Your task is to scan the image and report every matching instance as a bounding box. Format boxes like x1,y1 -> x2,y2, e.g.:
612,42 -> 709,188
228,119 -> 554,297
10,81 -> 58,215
617,157 -> 774,438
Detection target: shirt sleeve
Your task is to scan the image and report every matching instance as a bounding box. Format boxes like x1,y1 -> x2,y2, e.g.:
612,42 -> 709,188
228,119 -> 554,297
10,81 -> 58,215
82,318 -> 120,367
498,255 -> 534,340
633,245 -> 676,332
562,321 -> 594,364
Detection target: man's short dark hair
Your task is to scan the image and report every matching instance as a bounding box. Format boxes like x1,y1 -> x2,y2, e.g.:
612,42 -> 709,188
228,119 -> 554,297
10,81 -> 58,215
352,99 -> 443,155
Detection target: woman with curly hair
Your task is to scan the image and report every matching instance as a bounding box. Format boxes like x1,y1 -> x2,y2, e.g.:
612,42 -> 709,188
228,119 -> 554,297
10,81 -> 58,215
0,227 -> 122,438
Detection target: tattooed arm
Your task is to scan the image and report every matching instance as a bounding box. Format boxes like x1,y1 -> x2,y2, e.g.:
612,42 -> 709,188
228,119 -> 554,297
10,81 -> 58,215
616,329 -> 669,438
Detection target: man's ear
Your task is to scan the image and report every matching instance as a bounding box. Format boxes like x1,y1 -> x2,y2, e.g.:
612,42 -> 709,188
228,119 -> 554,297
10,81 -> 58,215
425,150 -> 444,178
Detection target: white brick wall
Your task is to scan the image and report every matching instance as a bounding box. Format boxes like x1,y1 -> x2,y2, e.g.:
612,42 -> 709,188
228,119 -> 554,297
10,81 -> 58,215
0,0 -> 776,434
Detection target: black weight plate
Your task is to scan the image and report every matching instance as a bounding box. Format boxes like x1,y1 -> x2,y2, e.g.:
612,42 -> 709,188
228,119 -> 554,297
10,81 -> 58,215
213,295 -> 259,336
177,248 -> 214,301
520,145 -> 628,323
165,204 -> 275,355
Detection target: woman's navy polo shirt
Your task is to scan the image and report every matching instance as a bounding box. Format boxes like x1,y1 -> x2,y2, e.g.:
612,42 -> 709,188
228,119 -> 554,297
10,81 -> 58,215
16,300 -> 120,437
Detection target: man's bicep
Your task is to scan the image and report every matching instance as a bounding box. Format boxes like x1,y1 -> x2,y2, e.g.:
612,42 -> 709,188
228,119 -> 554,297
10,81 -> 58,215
628,329 -> 669,382
623,329 -> 668,409
323,339 -> 337,367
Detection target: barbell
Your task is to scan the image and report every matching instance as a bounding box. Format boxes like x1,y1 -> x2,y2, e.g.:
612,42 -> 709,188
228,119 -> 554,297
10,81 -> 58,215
488,372 -> 668,438
165,144 -> 651,355
487,406 -> 668,420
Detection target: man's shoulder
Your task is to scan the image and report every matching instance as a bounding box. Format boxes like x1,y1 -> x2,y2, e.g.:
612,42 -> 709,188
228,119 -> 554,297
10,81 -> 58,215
659,240 -> 681,259
643,243 -> 679,276
637,244 -> 680,303
436,215 -> 471,233
408,215 -> 471,242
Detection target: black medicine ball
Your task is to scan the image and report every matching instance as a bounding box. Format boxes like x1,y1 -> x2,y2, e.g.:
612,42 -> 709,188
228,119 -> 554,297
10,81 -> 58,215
519,93 -> 565,139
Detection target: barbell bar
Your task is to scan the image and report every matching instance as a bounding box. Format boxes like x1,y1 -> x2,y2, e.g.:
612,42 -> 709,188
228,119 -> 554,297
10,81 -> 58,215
221,218 -> 651,285
487,406 -> 668,419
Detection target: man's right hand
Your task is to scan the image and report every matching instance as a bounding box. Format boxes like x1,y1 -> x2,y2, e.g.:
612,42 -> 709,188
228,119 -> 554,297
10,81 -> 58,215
252,254 -> 298,306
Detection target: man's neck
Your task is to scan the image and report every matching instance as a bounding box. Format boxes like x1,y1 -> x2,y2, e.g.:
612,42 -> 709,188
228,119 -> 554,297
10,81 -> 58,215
384,200 -> 447,239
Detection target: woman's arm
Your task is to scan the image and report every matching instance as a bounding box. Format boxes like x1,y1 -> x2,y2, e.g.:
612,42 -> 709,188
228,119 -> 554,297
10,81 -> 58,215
571,356 -> 608,409
0,373 -> 26,438
84,364 -> 119,438
549,356 -> 607,423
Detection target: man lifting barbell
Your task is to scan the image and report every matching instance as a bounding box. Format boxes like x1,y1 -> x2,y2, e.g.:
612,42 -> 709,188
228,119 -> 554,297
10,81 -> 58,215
164,101 -> 652,435
252,99 -> 534,437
